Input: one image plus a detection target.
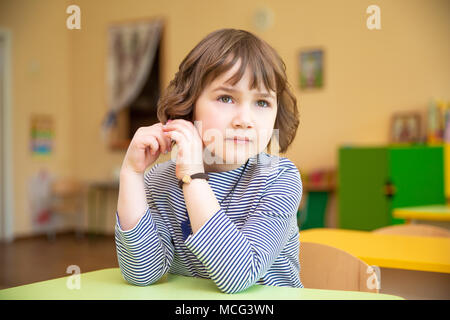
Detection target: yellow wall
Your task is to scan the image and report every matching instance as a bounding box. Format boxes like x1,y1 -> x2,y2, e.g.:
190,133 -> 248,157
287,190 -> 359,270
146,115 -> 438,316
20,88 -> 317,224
1,0 -> 449,236
0,0 -> 73,236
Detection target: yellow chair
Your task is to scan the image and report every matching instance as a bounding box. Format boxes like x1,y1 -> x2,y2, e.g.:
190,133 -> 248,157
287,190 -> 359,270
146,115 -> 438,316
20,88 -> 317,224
299,241 -> 379,293
372,224 -> 450,238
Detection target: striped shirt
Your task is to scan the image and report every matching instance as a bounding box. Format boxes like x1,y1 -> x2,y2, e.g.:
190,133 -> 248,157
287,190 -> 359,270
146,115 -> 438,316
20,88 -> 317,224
115,152 -> 303,294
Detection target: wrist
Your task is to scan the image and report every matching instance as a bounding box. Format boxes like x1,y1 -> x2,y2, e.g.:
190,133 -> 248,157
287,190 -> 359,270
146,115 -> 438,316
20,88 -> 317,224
179,171 -> 208,189
120,166 -> 144,180
178,166 -> 205,180
181,177 -> 209,189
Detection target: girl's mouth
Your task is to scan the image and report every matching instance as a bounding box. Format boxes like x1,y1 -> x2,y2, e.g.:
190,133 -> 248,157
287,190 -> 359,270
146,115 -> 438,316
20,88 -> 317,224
227,138 -> 251,144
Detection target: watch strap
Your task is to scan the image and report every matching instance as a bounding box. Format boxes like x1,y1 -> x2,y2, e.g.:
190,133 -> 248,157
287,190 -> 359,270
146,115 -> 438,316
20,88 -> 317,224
178,172 -> 209,189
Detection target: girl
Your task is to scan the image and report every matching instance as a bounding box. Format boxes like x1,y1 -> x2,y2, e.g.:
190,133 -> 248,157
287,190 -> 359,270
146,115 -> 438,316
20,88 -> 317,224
115,29 -> 302,294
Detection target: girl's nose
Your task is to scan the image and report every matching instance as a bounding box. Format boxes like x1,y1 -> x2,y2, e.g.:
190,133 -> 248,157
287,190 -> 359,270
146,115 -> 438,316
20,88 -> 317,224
233,107 -> 253,128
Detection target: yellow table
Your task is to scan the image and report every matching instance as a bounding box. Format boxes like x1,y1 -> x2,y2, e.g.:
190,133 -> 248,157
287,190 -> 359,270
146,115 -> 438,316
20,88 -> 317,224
0,268 -> 402,300
300,228 -> 450,299
300,228 -> 450,273
393,205 -> 450,223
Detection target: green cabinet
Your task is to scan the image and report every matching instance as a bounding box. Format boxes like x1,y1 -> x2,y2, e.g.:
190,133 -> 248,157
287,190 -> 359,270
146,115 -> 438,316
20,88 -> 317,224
338,146 -> 445,231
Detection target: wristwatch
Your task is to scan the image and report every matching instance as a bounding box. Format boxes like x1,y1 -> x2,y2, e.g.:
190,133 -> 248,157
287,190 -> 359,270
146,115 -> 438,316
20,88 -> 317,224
178,172 -> 209,189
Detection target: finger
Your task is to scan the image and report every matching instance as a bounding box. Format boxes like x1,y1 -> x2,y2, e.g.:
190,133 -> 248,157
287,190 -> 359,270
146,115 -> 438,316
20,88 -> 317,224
168,137 -> 174,151
179,120 -> 203,141
162,123 -> 174,151
154,123 -> 171,153
141,126 -> 170,154
163,130 -> 184,146
163,131 -> 187,158
170,119 -> 199,135
154,130 -> 170,154
140,134 -> 159,155
165,130 -> 193,164
163,122 -> 195,142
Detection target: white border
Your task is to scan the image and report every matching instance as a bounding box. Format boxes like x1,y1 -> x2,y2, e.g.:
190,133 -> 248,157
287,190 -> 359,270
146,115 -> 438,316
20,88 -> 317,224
0,28 -> 14,242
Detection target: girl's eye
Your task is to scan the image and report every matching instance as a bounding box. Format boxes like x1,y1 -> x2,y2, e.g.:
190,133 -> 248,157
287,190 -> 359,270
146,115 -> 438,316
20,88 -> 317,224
218,95 -> 233,104
217,95 -> 271,108
257,100 -> 270,108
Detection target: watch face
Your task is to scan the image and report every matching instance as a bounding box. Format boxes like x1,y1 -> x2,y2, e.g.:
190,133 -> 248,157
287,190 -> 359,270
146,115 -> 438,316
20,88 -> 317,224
182,175 -> 191,183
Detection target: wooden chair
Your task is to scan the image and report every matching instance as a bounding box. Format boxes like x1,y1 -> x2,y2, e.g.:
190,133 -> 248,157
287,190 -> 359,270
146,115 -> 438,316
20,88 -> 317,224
299,241 -> 379,293
372,224 -> 450,238
48,178 -> 87,240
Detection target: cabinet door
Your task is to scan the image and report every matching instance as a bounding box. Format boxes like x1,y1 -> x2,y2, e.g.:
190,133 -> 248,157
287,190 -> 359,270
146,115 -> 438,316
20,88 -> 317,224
338,147 -> 390,230
443,144 -> 450,199
298,191 -> 328,230
389,146 -> 445,224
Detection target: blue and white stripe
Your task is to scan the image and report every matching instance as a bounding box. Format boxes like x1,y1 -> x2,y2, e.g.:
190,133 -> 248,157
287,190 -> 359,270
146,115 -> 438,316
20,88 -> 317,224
115,152 -> 303,293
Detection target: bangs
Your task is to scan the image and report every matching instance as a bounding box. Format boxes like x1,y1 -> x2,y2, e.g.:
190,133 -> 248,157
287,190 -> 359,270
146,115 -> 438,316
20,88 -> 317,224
200,35 -> 284,96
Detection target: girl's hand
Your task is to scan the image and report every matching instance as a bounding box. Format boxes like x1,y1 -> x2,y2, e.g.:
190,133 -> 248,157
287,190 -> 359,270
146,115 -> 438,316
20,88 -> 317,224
162,119 -> 205,180
121,123 -> 172,175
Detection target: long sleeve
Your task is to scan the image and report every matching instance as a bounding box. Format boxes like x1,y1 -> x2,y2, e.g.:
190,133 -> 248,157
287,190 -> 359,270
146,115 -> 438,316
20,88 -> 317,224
115,165 -> 174,286
184,165 -> 302,294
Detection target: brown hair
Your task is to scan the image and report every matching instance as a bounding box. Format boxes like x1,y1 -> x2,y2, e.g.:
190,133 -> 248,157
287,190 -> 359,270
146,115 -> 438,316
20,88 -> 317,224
157,28 -> 299,153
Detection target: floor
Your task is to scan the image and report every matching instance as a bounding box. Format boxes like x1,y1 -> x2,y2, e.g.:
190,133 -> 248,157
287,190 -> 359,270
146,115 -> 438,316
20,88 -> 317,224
379,267 -> 450,300
0,232 -> 118,290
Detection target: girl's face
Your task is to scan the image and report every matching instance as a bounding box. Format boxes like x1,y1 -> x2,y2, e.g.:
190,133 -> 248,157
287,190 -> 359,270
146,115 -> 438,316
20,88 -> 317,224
193,60 -> 278,166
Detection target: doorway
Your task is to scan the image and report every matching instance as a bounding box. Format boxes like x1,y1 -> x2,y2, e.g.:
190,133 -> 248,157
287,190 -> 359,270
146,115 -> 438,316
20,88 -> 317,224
0,29 -> 13,242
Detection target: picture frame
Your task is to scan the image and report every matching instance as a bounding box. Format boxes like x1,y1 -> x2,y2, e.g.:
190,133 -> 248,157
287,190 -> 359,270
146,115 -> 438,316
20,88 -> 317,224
30,114 -> 54,156
299,48 -> 324,90
390,112 -> 422,144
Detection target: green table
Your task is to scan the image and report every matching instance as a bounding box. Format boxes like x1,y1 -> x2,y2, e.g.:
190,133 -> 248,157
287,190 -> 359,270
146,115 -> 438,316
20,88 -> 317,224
0,268 -> 403,300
